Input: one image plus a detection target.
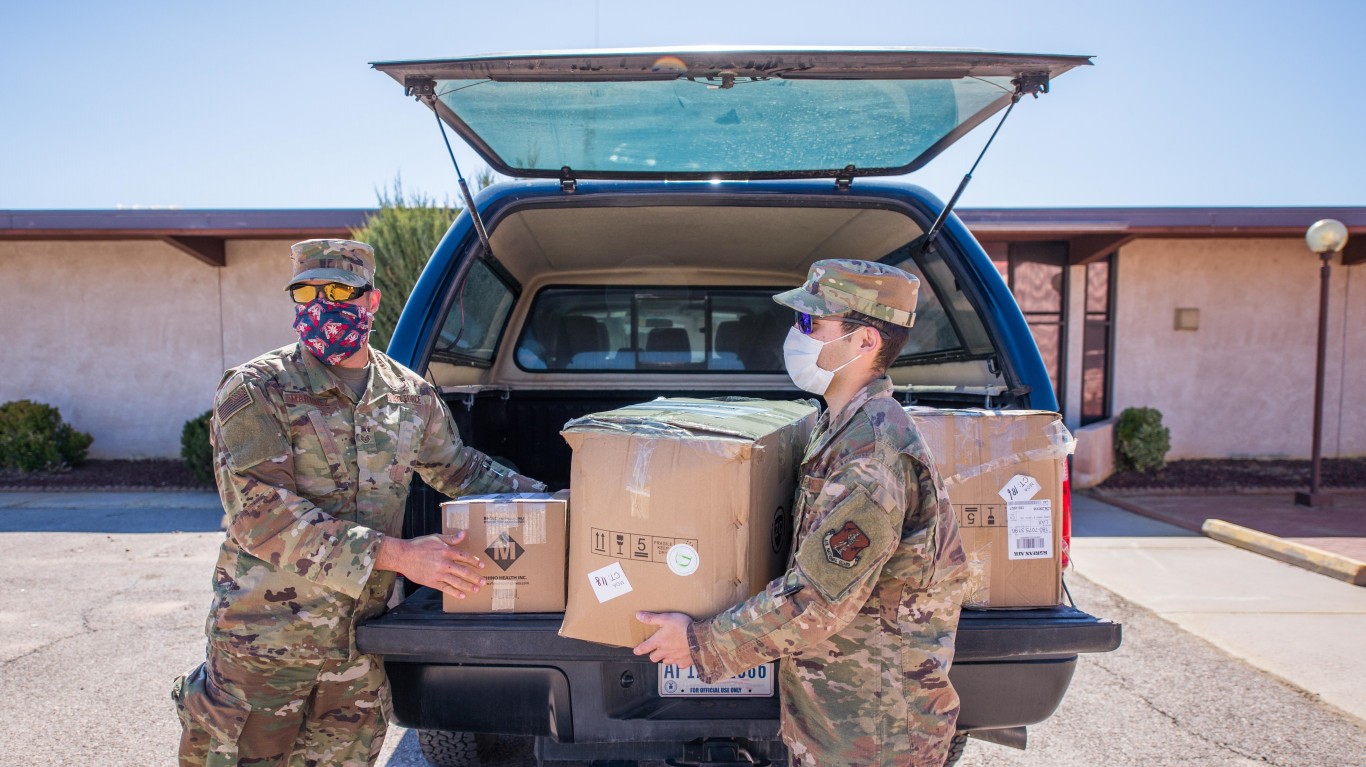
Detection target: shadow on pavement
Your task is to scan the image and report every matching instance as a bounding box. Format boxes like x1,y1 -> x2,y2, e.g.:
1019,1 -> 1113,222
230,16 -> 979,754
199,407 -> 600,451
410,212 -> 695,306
1071,493 -> 1200,538
0,496 -> 224,533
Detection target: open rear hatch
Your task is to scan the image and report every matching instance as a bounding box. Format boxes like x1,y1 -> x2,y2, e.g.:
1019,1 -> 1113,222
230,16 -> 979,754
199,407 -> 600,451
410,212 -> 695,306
372,47 -> 1091,182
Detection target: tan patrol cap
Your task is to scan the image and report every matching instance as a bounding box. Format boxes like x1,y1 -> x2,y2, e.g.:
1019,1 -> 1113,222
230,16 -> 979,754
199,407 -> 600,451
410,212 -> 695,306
288,239 -> 376,288
774,259 -> 919,327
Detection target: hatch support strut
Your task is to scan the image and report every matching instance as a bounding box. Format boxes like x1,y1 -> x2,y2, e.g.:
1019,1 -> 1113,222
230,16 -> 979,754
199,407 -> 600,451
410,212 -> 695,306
405,76 -> 497,259
918,72 -> 1050,256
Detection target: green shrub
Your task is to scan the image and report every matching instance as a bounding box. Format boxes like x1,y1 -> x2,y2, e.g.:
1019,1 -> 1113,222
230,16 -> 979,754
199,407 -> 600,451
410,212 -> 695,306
351,179 -> 460,351
0,399 -> 94,472
1114,406 -> 1171,473
181,409 -> 215,485
350,173 -> 494,351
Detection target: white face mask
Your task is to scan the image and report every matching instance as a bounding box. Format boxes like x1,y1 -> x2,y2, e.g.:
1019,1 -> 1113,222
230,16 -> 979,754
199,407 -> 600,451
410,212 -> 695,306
782,327 -> 865,396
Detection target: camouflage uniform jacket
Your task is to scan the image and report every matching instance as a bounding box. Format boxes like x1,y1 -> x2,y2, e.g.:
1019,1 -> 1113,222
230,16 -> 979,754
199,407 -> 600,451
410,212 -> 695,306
206,343 -> 542,661
688,377 -> 968,767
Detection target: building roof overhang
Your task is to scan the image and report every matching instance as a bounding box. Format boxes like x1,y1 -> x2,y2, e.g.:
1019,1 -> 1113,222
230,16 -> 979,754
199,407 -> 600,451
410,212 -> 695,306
1,206 -> 1362,267
960,206 -> 1366,266
0,209 -> 372,266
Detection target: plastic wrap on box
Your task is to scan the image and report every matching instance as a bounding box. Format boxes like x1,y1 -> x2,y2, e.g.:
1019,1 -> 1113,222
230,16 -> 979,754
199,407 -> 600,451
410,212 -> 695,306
907,407 -> 1074,609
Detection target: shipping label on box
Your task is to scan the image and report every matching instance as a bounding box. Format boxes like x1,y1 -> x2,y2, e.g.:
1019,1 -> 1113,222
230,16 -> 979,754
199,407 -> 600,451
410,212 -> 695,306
439,493 -> 568,613
907,408 -> 1075,608
559,398 -> 817,648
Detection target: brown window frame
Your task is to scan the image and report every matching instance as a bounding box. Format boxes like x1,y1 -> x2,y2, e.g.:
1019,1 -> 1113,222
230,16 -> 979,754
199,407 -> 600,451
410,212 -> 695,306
1080,253 -> 1116,426
1005,242 -> 1069,410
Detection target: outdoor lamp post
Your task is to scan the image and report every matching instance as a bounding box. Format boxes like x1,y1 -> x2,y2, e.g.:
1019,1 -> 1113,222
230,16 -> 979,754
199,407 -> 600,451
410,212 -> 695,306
1295,219 -> 1349,508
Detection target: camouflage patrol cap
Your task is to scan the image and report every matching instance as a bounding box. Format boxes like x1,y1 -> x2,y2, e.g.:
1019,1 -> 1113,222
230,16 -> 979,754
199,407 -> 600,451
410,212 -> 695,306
288,239 -> 376,288
774,259 -> 919,327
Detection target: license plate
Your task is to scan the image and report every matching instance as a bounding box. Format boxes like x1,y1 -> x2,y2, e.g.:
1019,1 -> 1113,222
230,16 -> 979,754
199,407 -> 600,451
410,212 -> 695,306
657,662 -> 774,697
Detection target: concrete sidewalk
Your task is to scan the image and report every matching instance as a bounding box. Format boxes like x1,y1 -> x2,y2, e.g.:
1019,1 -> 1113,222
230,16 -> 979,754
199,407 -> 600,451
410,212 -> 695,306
1070,494 -> 1366,723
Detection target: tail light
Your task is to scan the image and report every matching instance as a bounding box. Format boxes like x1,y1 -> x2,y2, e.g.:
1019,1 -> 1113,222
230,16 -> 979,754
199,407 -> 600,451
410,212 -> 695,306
1060,457 -> 1072,569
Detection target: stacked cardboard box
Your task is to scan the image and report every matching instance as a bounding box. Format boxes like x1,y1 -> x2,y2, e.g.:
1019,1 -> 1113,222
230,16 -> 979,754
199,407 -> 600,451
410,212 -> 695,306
440,492 -> 568,613
559,398 -> 818,647
906,408 -> 1075,608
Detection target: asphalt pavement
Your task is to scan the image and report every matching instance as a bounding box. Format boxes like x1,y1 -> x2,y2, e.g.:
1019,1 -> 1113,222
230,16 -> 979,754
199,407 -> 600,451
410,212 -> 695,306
0,491 -> 223,766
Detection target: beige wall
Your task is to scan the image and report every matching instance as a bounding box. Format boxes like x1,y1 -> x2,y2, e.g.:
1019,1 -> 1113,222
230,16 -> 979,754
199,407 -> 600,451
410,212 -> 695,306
4,234 -> 1360,461
0,239 -> 298,458
1112,238 -> 1364,459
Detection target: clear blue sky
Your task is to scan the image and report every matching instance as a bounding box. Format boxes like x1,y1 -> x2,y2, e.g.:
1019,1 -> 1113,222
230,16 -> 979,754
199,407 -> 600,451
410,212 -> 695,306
4,0 -> 1364,210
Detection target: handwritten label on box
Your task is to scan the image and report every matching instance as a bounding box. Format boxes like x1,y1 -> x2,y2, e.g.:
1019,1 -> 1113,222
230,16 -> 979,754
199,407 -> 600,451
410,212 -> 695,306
587,562 -> 634,603
998,474 -> 1042,503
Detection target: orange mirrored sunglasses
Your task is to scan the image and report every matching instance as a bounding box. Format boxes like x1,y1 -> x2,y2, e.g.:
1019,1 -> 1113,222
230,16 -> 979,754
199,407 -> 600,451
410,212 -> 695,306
286,282 -> 372,304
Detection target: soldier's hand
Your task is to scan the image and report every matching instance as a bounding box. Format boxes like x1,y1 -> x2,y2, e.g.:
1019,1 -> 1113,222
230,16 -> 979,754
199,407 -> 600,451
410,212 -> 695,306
376,532 -> 486,600
633,612 -> 695,667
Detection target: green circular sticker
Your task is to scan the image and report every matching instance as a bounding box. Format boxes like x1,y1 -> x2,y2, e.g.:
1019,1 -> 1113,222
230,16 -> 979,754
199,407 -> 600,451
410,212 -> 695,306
667,544 -> 700,577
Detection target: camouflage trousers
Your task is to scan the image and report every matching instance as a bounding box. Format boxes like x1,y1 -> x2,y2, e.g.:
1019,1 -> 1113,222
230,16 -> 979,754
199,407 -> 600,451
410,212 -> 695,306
172,647 -> 390,767
778,572 -> 967,767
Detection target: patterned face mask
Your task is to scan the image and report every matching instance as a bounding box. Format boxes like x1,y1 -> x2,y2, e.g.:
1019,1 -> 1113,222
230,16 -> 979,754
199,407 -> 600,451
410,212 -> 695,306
294,297 -> 372,365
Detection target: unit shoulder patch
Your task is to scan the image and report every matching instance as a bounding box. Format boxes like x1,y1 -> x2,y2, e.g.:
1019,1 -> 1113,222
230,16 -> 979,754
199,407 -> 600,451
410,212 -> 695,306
823,521 -> 872,568
796,486 -> 898,603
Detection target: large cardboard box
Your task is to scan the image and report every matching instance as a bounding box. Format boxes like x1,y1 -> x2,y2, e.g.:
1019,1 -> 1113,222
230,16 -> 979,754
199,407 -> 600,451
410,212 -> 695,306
559,398 -> 818,647
440,492 -> 568,613
906,408 -> 1075,608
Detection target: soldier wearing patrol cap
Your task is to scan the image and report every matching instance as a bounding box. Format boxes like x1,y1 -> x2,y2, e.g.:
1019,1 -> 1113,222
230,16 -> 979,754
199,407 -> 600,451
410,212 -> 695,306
173,239 -> 546,766
636,259 -> 969,767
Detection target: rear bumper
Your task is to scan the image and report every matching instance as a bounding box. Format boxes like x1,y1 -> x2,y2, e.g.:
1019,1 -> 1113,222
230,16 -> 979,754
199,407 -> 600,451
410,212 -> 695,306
358,588 -> 1121,742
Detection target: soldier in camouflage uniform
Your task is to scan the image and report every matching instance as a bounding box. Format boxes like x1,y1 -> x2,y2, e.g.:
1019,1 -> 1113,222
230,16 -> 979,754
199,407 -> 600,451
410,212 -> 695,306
173,239 -> 544,766
636,260 -> 969,767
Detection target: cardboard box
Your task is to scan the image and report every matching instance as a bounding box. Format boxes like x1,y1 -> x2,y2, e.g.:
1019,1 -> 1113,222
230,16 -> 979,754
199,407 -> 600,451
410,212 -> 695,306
906,408 -> 1075,608
440,492 -> 568,613
559,398 -> 818,648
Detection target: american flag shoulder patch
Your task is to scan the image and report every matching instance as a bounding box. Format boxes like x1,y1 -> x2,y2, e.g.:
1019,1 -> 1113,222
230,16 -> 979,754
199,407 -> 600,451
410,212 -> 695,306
216,384 -> 254,423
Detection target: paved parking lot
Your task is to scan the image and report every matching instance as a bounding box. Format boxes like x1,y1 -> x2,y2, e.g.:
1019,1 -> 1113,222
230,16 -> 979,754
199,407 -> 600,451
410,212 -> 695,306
0,492 -> 221,765
2,492 -> 1362,766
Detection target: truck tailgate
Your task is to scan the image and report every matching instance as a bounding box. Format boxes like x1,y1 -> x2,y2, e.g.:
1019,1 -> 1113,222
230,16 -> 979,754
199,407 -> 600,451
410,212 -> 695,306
358,587 -> 1121,663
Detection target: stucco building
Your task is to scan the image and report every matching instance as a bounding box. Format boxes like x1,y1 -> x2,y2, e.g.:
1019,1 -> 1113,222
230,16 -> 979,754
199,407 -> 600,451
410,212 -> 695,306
2,207 -> 1362,474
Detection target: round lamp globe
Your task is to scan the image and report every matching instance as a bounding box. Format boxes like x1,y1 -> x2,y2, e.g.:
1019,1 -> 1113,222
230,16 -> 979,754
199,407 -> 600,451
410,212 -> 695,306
1305,219 -> 1348,254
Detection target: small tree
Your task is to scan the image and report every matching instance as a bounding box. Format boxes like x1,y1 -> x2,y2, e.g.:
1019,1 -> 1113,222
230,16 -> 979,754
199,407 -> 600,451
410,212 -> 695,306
181,410 -> 215,485
1114,406 -> 1171,473
350,173 -> 497,351
0,400 -> 93,472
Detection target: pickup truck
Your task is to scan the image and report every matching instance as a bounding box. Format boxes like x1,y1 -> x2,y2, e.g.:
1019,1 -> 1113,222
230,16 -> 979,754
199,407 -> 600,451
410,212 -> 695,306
356,48 -> 1123,767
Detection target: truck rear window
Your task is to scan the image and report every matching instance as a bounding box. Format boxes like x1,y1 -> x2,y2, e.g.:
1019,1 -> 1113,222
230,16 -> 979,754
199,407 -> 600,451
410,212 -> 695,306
513,248 -> 990,374
515,287 -> 790,372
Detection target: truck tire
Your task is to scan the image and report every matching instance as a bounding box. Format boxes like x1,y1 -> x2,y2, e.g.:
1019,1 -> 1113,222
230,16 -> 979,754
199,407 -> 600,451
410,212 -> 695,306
417,730 -> 535,767
941,733 -> 969,767
418,730 -> 479,767
477,734 -> 534,766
